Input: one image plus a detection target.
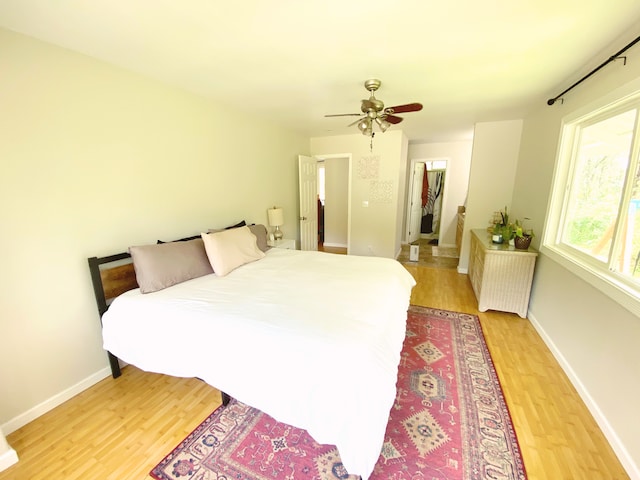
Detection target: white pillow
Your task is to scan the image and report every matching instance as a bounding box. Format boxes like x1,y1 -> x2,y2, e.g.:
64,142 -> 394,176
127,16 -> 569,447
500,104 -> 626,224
201,226 -> 265,276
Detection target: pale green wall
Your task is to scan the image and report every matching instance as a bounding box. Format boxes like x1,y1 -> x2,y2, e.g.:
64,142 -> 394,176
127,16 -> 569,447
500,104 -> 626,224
458,120 -> 523,271
513,33 -> 640,477
323,157 -> 349,247
0,28 -> 307,431
407,141 -> 473,247
310,131 -> 408,258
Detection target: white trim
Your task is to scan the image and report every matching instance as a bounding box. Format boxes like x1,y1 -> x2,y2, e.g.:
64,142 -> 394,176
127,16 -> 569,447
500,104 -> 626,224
1,367 -> 111,435
405,157 -> 450,244
321,242 -> 347,248
542,245 -> 640,317
0,448 -> 18,473
528,310 -> 640,480
0,427 -> 18,473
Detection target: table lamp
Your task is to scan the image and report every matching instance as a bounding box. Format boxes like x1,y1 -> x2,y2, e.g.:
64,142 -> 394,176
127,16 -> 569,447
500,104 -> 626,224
267,206 -> 284,240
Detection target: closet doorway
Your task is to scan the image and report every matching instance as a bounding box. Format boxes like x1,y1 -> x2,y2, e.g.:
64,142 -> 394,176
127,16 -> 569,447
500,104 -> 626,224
317,155 -> 350,253
406,158 -> 447,245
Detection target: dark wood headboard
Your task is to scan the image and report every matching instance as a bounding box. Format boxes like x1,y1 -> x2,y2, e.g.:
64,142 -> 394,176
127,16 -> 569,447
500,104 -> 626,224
88,252 -> 138,378
87,248 -> 232,406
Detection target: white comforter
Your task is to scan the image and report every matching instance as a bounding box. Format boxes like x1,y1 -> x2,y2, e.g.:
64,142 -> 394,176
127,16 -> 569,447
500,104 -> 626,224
102,248 -> 415,479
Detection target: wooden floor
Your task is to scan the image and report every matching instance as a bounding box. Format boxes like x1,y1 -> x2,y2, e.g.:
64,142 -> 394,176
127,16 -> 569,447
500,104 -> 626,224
1,266 -> 629,479
397,238 -> 460,269
405,265 -> 629,480
317,242 -> 347,254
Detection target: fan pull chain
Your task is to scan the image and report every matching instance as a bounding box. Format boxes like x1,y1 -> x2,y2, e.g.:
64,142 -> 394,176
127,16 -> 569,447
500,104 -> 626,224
370,132 -> 375,152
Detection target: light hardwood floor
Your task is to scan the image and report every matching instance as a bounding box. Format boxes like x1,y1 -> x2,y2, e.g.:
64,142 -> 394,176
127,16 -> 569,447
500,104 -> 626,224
0,266 -> 629,479
317,243 -> 347,254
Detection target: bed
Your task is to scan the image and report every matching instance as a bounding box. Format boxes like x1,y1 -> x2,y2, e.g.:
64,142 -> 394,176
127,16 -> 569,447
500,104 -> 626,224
88,225 -> 415,479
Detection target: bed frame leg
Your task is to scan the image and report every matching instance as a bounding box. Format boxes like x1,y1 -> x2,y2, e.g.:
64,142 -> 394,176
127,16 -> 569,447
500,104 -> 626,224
221,392 -> 231,406
108,352 -> 122,378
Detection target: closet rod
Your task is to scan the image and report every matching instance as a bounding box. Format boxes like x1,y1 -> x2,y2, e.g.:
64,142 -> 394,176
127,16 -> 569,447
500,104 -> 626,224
547,35 -> 640,106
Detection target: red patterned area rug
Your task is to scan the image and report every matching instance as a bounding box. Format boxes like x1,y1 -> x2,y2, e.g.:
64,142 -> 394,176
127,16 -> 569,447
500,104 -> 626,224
150,305 -> 527,480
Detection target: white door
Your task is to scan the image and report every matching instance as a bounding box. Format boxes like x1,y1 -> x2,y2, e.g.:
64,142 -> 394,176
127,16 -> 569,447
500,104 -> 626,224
298,155 -> 318,251
408,162 -> 425,244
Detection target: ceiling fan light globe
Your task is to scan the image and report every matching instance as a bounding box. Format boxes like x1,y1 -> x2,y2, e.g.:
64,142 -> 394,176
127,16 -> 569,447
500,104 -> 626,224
357,118 -> 369,133
376,118 -> 390,132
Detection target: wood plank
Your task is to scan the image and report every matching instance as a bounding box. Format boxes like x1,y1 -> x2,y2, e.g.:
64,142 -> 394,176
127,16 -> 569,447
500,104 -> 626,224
1,370 -> 220,480
100,263 -> 138,301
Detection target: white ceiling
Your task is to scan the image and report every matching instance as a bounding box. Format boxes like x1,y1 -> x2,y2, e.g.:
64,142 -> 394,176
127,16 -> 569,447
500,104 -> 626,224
1,1 -> 640,142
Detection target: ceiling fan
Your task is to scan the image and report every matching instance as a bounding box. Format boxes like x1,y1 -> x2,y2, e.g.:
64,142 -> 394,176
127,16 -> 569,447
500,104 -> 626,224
325,79 -> 423,136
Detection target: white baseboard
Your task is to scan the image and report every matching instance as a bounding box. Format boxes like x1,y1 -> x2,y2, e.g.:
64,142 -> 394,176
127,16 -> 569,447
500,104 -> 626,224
457,266 -> 468,274
1,366 -> 112,435
322,242 -> 347,248
0,447 -> 18,472
527,310 -> 640,480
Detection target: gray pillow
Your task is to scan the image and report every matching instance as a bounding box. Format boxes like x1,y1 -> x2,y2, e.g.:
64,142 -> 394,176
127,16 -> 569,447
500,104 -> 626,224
129,238 -> 213,293
208,224 -> 270,252
248,224 -> 269,252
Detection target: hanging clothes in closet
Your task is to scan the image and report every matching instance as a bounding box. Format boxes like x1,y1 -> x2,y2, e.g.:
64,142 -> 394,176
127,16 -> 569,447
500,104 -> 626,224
421,171 -> 444,234
421,164 -> 429,209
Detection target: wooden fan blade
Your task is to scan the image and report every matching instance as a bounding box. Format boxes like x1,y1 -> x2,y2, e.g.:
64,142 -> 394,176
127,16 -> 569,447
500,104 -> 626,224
385,103 -> 423,114
325,113 -> 362,117
384,114 -> 404,124
348,117 -> 365,127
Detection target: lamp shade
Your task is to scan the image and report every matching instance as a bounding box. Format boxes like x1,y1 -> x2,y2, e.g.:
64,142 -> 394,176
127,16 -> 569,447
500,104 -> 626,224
267,207 -> 284,227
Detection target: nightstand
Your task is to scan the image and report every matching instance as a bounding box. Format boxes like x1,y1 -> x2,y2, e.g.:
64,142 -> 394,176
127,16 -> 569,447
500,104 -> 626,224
267,238 -> 297,250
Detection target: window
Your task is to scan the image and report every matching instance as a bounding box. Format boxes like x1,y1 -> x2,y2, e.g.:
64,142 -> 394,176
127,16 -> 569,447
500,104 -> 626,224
546,86 -> 640,310
424,159 -> 447,171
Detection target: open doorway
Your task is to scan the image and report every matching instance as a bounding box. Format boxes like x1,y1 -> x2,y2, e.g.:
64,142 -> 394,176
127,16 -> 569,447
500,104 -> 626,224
406,158 -> 448,245
317,156 -> 349,254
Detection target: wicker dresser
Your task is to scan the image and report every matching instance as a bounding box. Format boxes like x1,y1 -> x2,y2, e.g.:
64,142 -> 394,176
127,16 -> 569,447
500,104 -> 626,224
468,229 -> 538,318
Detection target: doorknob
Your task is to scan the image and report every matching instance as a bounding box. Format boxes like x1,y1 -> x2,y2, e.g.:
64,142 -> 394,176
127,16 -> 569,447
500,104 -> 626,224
300,216 -> 307,221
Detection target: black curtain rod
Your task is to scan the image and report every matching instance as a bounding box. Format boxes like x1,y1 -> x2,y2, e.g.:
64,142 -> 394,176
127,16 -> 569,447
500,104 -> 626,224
547,35 -> 640,106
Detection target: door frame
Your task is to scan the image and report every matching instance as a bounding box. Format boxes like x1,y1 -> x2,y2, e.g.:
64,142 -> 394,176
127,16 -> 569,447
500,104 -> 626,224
407,161 -> 425,244
315,153 -> 352,254
298,155 -> 319,251
405,157 -> 449,243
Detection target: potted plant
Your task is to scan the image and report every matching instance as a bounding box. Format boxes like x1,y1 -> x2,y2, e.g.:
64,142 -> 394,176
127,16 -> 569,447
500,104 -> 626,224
514,218 -> 534,250
491,206 -> 514,244
492,222 -> 505,244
